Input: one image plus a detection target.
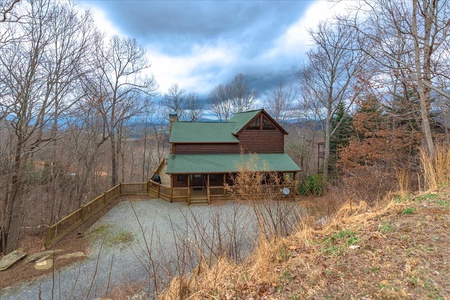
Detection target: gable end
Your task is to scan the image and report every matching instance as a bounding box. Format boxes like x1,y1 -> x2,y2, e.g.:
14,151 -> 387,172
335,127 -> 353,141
235,109 -> 288,135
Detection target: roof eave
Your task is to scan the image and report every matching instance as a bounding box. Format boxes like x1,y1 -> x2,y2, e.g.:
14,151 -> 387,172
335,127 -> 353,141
170,141 -> 239,144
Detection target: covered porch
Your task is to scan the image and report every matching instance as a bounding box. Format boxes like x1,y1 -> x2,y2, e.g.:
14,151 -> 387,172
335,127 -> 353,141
148,173 -> 232,205
150,153 -> 301,205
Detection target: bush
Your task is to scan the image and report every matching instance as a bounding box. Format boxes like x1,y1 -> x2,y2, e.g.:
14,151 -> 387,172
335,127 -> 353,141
297,174 -> 325,196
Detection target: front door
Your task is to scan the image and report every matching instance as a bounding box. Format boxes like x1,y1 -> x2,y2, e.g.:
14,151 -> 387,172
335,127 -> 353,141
191,174 -> 204,188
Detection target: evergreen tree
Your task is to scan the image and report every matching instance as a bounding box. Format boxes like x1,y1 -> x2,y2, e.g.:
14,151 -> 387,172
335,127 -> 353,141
330,102 -> 354,155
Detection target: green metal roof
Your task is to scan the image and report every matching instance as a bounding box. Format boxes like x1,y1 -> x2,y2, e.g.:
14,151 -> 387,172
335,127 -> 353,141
166,153 -> 301,174
169,122 -> 239,143
169,110 -> 261,143
229,110 -> 260,134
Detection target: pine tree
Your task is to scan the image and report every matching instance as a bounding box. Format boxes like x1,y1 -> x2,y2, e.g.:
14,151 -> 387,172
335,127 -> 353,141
330,102 -> 354,155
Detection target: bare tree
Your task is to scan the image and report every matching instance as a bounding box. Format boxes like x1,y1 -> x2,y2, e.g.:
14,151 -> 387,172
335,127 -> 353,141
161,83 -> 186,120
140,97 -> 155,181
185,92 -> 204,121
64,101 -> 109,209
228,73 -> 256,114
209,84 -> 233,122
45,3 -> 97,224
0,0 -> 96,252
342,0 -> 450,156
297,21 -> 364,178
264,80 -> 297,123
85,35 -> 157,187
209,73 -> 256,121
141,105 -> 169,181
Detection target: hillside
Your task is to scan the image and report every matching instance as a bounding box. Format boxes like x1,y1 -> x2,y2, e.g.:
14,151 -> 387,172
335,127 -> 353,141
160,190 -> 450,299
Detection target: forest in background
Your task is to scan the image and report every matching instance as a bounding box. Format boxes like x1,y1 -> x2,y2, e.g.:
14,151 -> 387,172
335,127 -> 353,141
1,0 -> 450,255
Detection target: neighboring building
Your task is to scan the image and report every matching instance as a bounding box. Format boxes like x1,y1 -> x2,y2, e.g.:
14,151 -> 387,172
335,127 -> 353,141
150,109 -> 301,204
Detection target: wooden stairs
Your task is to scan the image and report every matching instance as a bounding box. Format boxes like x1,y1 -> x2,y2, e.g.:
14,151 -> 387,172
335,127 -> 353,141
189,189 -> 209,205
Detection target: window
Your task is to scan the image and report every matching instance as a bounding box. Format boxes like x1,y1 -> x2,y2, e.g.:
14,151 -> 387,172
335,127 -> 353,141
247,116 -> 260,130
210,174 -> 218,181
177,174 -> 187,181
262,116 -> 276,130
226,174 -> 235,185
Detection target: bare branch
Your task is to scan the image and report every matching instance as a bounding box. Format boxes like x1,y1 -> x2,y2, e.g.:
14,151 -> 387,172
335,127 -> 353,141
1,0 -> 20,23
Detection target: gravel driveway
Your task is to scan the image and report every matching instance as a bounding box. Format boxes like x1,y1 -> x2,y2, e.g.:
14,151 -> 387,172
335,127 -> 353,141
0,198 -> 304,299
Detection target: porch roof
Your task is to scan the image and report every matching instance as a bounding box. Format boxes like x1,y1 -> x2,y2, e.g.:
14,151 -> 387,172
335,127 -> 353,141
166,153 -> 301,174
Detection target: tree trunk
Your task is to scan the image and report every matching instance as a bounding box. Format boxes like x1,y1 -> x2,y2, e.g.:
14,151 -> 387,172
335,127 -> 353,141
49,115 -> 60,224
110,133 -> 117,187
412,0 -> 435,156
142,127 -> 148,182
5,146 -> 26,253
323,112 -> 332,179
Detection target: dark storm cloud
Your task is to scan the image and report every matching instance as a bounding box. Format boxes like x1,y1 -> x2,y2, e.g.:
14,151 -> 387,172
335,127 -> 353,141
246,67 -> 299,97
91,1 -> 311,55
86,0 -> 315,101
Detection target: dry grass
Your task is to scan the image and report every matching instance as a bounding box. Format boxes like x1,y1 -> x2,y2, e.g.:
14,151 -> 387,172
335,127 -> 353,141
396,168 -> 411,198
158,149 -> 450,299
421,144 -> 450,190
159,191 -> 450,299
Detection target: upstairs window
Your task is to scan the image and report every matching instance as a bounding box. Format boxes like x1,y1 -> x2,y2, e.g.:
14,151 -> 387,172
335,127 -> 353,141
262,116 -> 276,130
247,116 -> 260,130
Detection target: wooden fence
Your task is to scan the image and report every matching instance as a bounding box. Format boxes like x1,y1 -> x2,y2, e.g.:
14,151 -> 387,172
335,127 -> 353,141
46,180 -> 296,248
121,182 -> 148,194
45,182 -> 147,248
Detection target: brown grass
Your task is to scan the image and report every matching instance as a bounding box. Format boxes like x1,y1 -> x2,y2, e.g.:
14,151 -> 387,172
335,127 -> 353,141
421,144 -> 450,190
158,148 -> 450,299
396,168 -> 411,198
159,191 -> 450,299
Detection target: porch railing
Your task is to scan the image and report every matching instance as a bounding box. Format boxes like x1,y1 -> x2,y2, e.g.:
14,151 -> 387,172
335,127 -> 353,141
46,179 -> 296,248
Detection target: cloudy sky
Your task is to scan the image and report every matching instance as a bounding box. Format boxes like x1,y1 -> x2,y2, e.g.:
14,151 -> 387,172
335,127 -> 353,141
78,0 -> 348,102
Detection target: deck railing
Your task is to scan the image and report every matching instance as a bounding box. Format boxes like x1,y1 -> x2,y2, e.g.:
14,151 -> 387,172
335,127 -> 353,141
46,180 -> 296,248
45,182 -> 147,248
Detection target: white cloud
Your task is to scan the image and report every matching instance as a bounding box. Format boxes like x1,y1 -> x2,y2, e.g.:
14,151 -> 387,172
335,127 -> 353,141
263,0 -> 353,60
147,42 -> 240,95
75,4 -> 124,37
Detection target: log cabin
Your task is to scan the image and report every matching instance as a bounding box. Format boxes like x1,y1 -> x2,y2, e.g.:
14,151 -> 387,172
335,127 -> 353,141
149,108 -> 301,204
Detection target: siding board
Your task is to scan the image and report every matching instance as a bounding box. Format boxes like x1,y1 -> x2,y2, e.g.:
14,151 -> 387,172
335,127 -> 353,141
175,143 -> 239,154
237,129 -> 285,153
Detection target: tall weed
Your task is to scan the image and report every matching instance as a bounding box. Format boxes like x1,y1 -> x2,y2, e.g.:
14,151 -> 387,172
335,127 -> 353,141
421,144 -> 450,190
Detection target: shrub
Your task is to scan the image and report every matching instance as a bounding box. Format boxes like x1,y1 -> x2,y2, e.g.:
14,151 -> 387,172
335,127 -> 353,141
297,174 -> 325,196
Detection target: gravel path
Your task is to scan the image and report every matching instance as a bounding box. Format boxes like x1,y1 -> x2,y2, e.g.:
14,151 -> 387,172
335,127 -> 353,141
0,198 -> 304,299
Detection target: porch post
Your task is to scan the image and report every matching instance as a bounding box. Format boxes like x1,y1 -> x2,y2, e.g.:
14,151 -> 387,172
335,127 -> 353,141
207,174 -> 211,204
187,174 -> 191,205
223,174 -> 226,196
169,175 -> 173,202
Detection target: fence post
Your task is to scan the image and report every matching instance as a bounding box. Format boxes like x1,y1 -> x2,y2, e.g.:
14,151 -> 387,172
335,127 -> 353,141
45,226 -> 54,248
81,205 -> 85,221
